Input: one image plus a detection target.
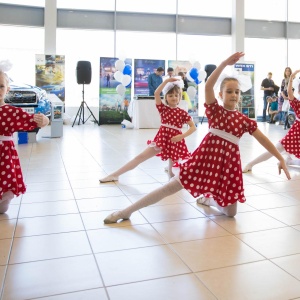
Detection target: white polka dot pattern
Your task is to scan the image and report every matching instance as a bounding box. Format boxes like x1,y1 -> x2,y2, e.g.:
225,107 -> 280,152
0,105 -> 37,197
280,97 -> 300,158
179,100 -> 258,207
149,103 -> 192,162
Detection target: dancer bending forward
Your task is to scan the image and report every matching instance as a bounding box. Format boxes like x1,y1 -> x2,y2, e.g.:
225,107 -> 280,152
100,77 -> 196,182
104,52 -> 290,224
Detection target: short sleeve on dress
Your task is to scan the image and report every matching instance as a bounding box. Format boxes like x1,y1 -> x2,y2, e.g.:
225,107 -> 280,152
204,99 -> 218,121
243,117 -> 257,135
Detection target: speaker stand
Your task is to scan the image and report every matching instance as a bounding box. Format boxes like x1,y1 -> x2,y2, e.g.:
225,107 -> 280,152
72,83 -> 99,126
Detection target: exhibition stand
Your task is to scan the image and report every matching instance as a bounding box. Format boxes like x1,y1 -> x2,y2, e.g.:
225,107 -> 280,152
48,94 -> 64,138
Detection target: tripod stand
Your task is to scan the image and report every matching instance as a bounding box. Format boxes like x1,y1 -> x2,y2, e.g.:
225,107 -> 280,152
72,83 -> 99,126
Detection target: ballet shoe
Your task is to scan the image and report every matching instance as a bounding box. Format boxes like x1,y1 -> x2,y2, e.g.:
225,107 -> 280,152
242,164 -> 252,173
99,175 -> 119,183
103,211 -> 129,224
196,196 -> 211,206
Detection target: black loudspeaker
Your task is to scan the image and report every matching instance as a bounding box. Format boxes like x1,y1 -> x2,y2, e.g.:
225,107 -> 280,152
204,64 -> 217,82
76,61 -> 92,84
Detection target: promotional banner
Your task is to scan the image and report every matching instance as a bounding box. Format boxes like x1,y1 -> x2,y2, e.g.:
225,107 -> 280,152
234,62 -> 255,119
35,54 -> 65,102
134,59 -> 165,96
99,57 -> 132,125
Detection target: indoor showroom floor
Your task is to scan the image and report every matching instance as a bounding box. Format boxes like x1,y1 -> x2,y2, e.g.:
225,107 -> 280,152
1,121 -> 300,300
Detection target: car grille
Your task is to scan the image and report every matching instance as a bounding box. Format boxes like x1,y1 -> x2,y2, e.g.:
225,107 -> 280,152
5,91 -> 37,105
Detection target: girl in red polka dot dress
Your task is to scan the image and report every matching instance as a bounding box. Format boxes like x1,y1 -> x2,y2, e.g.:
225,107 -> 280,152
0,69 -> 49,214
103,53 -> 290,224
243,69 -> 300,172
100,77 -> 196,182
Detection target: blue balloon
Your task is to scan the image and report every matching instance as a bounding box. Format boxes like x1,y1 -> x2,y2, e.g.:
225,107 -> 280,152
189,68 -> 199,80
123,64 -> 132,76
194,78 -> 200,85
126,78 -> 132,88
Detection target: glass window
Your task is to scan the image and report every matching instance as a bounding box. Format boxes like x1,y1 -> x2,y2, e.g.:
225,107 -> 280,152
116,0 -> 176,14
56,29 -> 114,108
178,0 -> 232,17
245,0 -> 287,21
0,0 -> 45,6
287,0 -> 300,22
0,25 -> 44,83
245,38 -> 287,116
57,0 -> 114,11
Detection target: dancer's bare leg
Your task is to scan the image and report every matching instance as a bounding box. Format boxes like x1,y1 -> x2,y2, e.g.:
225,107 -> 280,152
0,191 -> 14,214
168,159 -> 175,178
243,142 -> 285,172
100,147 -> 161,182
104,177 -> 183,223
197,195 -> 237,217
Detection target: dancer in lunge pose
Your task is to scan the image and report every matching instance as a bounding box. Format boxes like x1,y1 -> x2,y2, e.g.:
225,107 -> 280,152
243,69 -> 300,172
100,77 -> 196,182
103,52 -> 290,224
0,63 -> 49,213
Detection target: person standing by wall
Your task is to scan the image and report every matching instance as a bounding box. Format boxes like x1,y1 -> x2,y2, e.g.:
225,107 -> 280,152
261,72 -> 274,122
148,67 -> 164,96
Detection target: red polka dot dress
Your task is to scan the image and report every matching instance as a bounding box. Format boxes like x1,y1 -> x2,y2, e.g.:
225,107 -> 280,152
179,100 -> 257,207
148,103 -> 192,162
280,97 -> 300,158
0,105 -> 38,198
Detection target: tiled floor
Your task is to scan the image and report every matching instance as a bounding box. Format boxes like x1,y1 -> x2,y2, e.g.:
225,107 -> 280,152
1,121 -> 300,300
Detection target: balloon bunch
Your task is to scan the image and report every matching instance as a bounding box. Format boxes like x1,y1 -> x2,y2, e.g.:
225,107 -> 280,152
185,62 -> 207,100
114,59 -> 132,96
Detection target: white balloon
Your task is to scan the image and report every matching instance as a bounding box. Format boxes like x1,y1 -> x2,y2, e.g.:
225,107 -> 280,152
115,60 -> 125,72
193,61 -> 201,70
121,74 -> 131,86
116,84 -> 126,96
114,70 -> 123,82
186,71 -> 194,82
198,70 -> 207,81
187,86 -> 196,99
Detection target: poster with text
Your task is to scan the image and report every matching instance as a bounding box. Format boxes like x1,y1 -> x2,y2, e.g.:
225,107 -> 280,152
234,62 -> 255,119
99,57 -> 132,125
35,54 -> 65,102
134,59 -> 165,96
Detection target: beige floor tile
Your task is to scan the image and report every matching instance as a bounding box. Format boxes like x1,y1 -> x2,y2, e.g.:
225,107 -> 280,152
117,182 -> 164,195
171,235 -> 264,272
262,205 -> 300,225
257,181 -> 300,193
272,253 -> 300,280
88,224 -> 165,252
96,245 -> 191,286
34,288 -> 109,299
0,219 -> 17,239
0,265 -> 6,292
81,210 -> 148,230
68,170 -> 107,181
237,226 -> 300,258
152,218 -> 230,243
246,193 -> 300,210
76,196 -> 133,212
25,173 -> 69,184
280,190 -> 300,201
2,255 -> 102,300
140,203 -> 204,223
15,214 -> 85,237
127,192 -> 186,205
211,210 -> 286,234
21,189 -> 75,203
0,204 -> 20,220
107,274 -> 216,300
10,231 -> 92,264
0,239 -> 12,265
73,186 -> 125,199
196,260 -> 300,300
243,184 -> 274,196
19,200 -> 79,218
25,180 -> 71,192
115,174 -> 160,185
70,178 -> 111,189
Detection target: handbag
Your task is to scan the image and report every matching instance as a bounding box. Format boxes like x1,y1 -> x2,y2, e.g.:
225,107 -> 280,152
282,99 -> 290,112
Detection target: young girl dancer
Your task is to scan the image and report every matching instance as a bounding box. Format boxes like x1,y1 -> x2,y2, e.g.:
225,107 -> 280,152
243,69 -> 300,172
0,68 -> 49,213
100,77 -> 196,182
103,52 -> 290,223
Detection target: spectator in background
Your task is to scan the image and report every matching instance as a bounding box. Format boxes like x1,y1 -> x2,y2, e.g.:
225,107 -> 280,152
166,67 -> 174,78
267,94 -> 278,124
148,67 -> 164,96
261,72 -> 274,122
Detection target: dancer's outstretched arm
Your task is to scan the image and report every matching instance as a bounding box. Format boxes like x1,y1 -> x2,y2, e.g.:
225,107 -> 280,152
252,128 -> 291,180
